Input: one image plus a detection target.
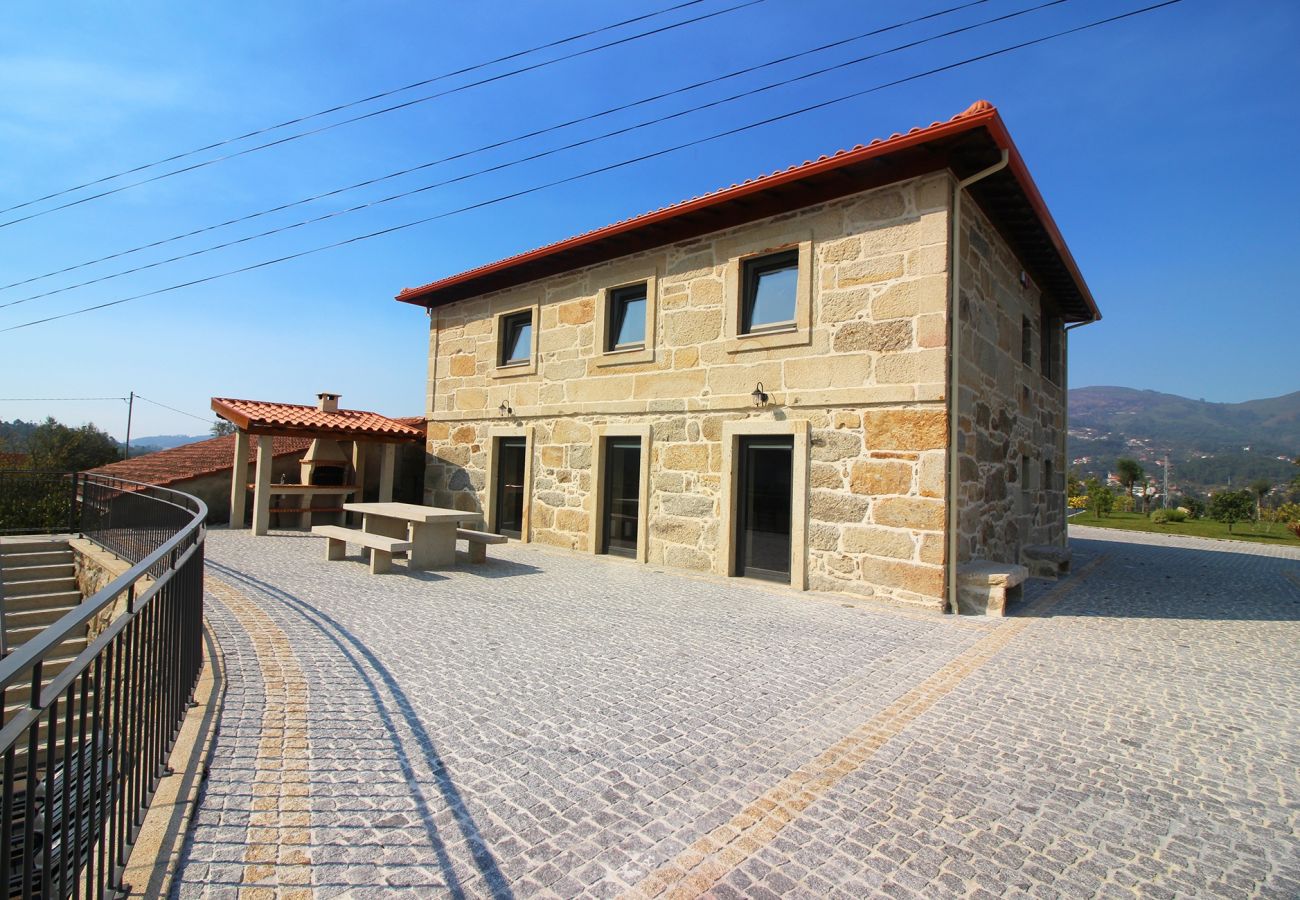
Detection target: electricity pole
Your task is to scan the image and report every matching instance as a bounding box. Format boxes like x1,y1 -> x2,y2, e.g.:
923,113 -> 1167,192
124,391 -> 135,458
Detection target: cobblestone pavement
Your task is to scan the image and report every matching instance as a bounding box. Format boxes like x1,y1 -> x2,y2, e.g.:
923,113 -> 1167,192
171,526 -> 1300,899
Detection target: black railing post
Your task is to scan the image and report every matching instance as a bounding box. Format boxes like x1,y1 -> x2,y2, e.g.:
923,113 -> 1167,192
69,470 -> 81,536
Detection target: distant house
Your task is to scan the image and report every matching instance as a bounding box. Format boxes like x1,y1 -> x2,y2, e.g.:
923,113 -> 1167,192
396,100 -> 1099,611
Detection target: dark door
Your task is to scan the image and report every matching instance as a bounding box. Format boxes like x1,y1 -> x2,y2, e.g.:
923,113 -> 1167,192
495,437 -> 527,538
735,436 -> 793,583
601,438 -> 641,557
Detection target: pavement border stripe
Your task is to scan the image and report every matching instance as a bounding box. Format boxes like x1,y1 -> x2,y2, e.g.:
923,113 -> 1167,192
625,553 -> 1110,899
205,575 -> 315,898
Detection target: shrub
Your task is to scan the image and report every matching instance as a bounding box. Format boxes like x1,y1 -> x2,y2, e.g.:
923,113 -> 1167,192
1150,509 -> 1170,524
1165,508 -> 1187,522
1288,521 -> 1300,540
1068,495 -> 1088,510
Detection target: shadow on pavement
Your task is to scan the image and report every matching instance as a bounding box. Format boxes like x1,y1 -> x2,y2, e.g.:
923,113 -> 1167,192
206,560 -> 515,899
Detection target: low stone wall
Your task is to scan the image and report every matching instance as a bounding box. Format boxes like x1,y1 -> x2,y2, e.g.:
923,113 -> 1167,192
70,538 -> 149,641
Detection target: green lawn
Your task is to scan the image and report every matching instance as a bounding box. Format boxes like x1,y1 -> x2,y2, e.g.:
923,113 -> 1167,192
1070,510 -> 1300,546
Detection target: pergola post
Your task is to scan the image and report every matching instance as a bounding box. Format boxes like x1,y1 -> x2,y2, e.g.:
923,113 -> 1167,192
229,429 -> 250,527
351,440 -> 368,525
379,443 -> 396,502
252,434 -> 274,535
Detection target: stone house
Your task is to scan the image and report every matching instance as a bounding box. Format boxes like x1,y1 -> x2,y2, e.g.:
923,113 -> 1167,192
396,101 -> 1099,611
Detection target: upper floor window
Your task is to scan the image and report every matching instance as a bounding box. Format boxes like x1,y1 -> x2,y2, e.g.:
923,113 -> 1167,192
741,249 -> 799,334
1020,315 -> 1032,367
499,310 -> 533,367
607,284 -> 647,351
1041,312 -> 1062,384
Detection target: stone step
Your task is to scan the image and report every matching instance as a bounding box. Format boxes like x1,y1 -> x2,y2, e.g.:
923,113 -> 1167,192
2,563 -> 76,584
0,538 -> 70,556
6,604 -> 81,633
2,579 -> 80,604
6,622 -> 89,651
1,549 -> 74,568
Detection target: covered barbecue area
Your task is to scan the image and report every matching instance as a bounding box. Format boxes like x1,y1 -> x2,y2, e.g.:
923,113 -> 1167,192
212,393 -> 425,535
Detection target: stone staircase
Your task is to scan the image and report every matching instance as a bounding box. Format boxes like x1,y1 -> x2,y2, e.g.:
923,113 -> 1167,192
1,538 -> 91,767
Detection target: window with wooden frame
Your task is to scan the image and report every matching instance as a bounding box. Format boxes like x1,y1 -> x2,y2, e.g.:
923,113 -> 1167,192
498,310 -> 533,367
741,249 -> 800,335
606,283 -> 647,352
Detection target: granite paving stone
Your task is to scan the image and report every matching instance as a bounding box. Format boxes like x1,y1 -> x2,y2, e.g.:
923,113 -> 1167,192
169,524 -> 1300,897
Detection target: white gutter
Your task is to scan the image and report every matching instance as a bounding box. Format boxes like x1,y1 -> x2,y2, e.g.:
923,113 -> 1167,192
946,150 -> 1009,616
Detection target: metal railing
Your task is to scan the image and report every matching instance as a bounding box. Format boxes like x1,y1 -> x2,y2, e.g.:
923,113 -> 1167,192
0,472 -> 206,898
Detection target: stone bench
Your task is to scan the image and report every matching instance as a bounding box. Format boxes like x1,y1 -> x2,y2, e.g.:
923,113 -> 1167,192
1022,544 -> 1071,580
956,561 -> 1028,617
457,528 -> 507,564
312,525 -> 412,575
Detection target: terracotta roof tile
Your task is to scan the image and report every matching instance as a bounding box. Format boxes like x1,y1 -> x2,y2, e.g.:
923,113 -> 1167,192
394,99 -> 1098,322
396,101 -> 999,303
210,398 -> 425,441
87,434 -> 311,487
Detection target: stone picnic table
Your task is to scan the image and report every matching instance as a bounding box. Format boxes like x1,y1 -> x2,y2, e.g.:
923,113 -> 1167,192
344,501 -> 476,570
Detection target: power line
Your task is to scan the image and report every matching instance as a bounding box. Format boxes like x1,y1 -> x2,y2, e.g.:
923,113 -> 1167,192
0,0 -> 1185,335
0,0 -> 766,231
6,0 -> 1040,308
133,395 -> 213,424
7,0 -> 1070,310
0,0 -> 721,219
0,397 -> 127,402
0,0 -> 994,297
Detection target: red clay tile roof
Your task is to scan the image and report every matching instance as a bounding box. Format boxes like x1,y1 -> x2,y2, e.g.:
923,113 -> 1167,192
210,398 -> 425,442
395,100 -> 1098,323
87,434 -> 311,487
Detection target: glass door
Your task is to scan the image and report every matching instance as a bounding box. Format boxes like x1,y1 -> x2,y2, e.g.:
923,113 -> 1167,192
601,438 -> 642,557
495,437 -> 527,538
735,436 -> 794,583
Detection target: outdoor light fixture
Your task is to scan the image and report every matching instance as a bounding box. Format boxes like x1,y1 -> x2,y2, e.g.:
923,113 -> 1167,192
751,382 -> 769,408
498,401 -> 512,417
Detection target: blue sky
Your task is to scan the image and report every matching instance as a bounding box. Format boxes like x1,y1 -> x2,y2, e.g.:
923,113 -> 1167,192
0,0 -> 1296,440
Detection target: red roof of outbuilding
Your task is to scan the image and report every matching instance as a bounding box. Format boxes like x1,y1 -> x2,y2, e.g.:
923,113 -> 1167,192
210,398 -> 425,442
88,434 -> 311,487
396,100 -> 1098,323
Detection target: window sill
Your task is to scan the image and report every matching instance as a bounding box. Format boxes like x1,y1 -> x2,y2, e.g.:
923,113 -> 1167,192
490,360 -> 537,379
593,346 -> 654,368
725,326 -> 810,353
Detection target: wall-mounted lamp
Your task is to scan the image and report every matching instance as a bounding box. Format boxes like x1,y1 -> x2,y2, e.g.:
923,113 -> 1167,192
751,382 -> 769,408
498,401 -> 512,417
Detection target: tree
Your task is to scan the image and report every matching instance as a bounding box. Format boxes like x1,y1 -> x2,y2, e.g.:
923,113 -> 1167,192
1115,458 -> 1143,511
1209,490 -> 1255,533
26,418 -> 121,472
1086,477 -> 1114,518
211,419 -> 236,437
1248,477 -> 1272,521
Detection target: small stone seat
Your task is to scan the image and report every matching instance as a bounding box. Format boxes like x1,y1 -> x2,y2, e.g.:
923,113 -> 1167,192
312,525 -> 412,575
956,560 -> 1028,617
1022,544 -> 1071,580
456,528 -> 507,564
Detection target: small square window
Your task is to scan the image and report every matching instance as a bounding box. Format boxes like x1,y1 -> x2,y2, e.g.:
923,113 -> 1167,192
606,284 -> 647,351
499,311 -> 532,367
741,250 -> 799,334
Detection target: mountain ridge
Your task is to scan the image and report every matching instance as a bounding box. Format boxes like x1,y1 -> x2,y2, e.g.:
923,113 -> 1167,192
1068,386 -> 1299,491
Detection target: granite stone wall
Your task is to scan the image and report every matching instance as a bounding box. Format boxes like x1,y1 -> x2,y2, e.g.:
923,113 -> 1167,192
952,191 -> 1067,565
425,174 -> 953,608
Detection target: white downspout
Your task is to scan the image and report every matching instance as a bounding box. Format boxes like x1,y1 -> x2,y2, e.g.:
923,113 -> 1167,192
946,150 -> 1009,615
